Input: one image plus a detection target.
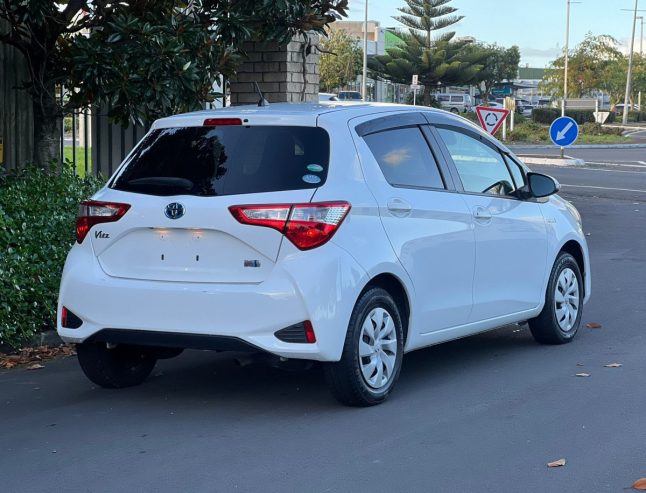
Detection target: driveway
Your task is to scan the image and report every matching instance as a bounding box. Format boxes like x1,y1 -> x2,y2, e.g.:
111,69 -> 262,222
2,156 -> 646,492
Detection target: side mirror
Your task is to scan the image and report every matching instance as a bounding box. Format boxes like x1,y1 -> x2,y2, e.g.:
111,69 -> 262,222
527,172 -> 560,198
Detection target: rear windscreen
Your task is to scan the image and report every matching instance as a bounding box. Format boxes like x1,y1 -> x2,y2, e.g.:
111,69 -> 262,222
110,126 -> 330,197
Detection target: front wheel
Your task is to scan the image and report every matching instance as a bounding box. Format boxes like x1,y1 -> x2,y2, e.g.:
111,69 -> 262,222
324,288 -> 404,406
76,342 -> 157,388
528,252 -> 583,344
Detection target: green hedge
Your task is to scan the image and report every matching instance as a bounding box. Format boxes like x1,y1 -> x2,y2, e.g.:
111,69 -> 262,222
532,108 -> 599,125
626,111 -> 646,122
0,165 -> 102,348
532,108 -> 620,125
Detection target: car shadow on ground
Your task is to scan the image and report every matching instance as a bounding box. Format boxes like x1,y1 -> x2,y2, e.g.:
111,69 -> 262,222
67,323 -> 542,409
1,323 -> 549,419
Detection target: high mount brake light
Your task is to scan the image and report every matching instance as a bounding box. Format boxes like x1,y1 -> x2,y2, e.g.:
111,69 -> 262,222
203,118 -> 242,126
229,202 -> 351,250
76,200 -> 131,243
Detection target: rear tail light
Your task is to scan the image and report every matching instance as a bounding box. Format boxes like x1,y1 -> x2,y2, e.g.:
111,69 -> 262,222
76,200 -> 131,243
229,201 -> 351,250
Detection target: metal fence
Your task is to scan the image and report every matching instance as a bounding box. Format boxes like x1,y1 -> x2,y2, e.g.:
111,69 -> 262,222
0,19 -> 34,171
60,94 -> 149,179
5,73 -> 223,177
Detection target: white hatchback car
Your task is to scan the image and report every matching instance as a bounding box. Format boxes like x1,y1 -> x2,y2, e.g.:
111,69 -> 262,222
58,102 -> 591,406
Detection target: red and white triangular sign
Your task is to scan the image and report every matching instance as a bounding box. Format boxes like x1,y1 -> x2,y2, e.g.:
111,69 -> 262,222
475,106 -> 510,136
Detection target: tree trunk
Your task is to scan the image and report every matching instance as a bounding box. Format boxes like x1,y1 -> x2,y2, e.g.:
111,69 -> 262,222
32,96 -> 60,167
423,86 -> 431,106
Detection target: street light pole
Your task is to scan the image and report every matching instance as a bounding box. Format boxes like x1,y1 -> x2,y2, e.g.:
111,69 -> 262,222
362,1 -> 368,101
563,0 -> 571,118
623,0 -> 639,126
638,15 -> 644,111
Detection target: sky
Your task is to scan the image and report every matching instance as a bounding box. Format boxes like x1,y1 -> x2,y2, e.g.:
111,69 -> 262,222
346,0 -> 645,67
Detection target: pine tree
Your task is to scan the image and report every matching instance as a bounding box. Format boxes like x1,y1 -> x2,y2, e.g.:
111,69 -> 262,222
371,0 -> 484,105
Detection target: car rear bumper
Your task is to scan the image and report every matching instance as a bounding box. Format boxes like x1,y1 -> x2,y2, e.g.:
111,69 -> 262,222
57,241 -> 369,361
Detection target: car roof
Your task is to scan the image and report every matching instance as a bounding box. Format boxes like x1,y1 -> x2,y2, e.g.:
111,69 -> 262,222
152,102 -> 445,128
149,102 -> 513,154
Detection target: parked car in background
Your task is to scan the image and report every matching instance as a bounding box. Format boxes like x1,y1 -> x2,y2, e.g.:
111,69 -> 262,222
58,103 -> 590,407
515,99 -> 534,116
435,93 -> 473,113
319,93 -> 338,102
485,100 -> 505,109
614,103 -> 640,114
336,91 -> 363,101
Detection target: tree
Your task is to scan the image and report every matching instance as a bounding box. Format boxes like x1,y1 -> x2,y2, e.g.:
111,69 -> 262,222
0,0 -> 349,166
632,54 -> 646,106
541,34 -> 625,103
369,0 -> 485,105
475,44 -> 521,102
319,29 -> 362,92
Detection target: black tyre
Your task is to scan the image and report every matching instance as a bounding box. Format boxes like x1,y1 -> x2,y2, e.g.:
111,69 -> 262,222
528,252 -> 583,345
450,107 -> 459,113
324,287 -> 404,406
76,342 -> 157,388
149,347 -> 184,360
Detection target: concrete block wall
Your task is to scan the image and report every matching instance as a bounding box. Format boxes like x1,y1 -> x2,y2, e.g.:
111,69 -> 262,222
230,34 -> 320,105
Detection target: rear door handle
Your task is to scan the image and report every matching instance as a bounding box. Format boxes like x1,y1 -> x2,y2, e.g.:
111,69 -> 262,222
473,207 -> 492,221
387,198 -> 412,217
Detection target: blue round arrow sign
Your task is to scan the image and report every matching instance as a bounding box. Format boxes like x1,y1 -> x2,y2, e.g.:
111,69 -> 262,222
549,116 -> 579,147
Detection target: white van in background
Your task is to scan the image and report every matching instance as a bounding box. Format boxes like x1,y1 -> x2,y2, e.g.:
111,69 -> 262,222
435,93 -> 473,113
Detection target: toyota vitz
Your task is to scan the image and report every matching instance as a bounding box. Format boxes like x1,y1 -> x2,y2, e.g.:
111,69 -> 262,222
58,103 -> 590,406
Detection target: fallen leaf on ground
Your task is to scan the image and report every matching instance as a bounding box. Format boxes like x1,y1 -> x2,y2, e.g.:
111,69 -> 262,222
604,363 -> 622,368
27,363 -> 45,370
547,458 -> 566,467
576,363 -> 584,366
0,345 -> 76,369
576,373 -> 590,377
586,322 -> 602,329
633,478 -> 646,490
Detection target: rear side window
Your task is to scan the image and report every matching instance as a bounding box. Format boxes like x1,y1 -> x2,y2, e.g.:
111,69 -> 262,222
450,96 -> 463,103
110,126 -> 330,197
363,127 -> 445,190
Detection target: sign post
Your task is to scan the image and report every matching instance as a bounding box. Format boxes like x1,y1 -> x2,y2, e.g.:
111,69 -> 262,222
549,116 -> 579,149
475,106 -> 510,136
411,75 -> 419,106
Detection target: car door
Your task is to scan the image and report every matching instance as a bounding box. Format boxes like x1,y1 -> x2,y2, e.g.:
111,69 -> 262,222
352,113 -> 475,334
432,125 -> 548,322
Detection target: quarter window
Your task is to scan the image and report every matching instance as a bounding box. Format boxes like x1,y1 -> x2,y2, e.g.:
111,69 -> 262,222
437,127 -> 516,196
363,127 -> 445,189
504,154 -> 527,189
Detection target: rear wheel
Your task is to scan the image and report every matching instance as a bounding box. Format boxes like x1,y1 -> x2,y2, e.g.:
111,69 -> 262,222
529,253 -> 583,344
324,288 -> 404,406
76,342 -> 157,388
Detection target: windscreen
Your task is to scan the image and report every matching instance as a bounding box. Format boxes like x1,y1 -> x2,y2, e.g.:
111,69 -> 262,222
110,126 -> 330,197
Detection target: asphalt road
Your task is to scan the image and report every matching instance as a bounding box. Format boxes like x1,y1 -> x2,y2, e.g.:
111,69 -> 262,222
2,156 -> 646,493
511,145 -> 646,166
